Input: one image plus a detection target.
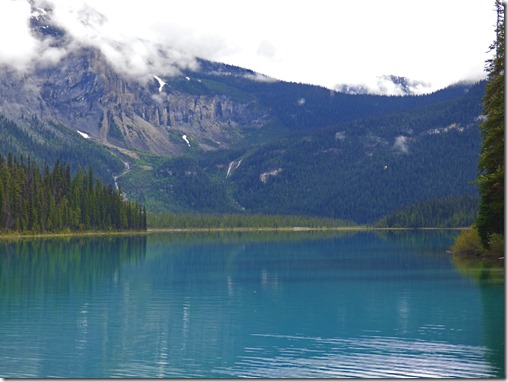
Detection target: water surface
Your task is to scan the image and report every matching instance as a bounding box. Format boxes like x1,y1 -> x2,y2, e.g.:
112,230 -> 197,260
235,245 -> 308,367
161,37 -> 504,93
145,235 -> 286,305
0,231 -> 504,378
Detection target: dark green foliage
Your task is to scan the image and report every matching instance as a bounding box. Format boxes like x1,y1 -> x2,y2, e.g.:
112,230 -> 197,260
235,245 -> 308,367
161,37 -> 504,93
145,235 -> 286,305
451,226 -> 504,262
0,154 -> 146,233
226,83 -> 483,223
375,195 -> 479,228
476,1 -> 505,247
0,236 -> 147,297
0,115 -> 124,183
120,155 -> 239,213
148,212 -> 353,229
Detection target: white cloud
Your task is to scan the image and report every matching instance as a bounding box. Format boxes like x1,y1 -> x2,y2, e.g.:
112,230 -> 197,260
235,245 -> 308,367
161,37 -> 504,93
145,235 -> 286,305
45,0 -> 198,79
0,1 -> 39,71
0,0 -> 497,93
256,41 -> 277,59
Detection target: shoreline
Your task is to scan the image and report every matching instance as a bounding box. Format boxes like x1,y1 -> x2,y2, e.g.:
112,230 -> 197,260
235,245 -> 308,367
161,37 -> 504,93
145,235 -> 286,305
0,230 -> 150,240
147,226 -> 467,233
0,226 -> 468,240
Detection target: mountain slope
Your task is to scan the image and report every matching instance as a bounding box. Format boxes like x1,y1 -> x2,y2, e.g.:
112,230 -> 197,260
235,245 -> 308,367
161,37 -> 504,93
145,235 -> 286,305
117,81 -> 484,223
0,114 -> 124,182
224,81 -> 484,223
0,1 -> 485,224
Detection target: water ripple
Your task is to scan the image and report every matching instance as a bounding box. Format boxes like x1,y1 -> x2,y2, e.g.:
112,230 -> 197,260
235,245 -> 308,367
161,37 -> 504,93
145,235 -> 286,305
221,334 -> 496,378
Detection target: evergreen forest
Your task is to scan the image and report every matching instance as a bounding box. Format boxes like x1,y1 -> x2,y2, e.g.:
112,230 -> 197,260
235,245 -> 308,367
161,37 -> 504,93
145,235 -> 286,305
148,212 -> 353,229
476,0 -> 505,248
0,154 -> 146,233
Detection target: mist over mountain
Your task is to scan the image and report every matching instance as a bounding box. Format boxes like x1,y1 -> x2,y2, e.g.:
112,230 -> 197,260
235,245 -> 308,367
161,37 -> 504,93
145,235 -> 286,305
0,0 -> 485,224
336,75 -> 433,96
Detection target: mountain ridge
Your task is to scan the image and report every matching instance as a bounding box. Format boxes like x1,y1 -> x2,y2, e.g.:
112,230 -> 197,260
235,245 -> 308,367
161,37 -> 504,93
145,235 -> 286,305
0,3 -> 485,223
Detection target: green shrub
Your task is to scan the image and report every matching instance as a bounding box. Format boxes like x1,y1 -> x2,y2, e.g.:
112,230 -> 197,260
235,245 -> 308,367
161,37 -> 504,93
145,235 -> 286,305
486,233 -> 505,259
450,227 -> 485,257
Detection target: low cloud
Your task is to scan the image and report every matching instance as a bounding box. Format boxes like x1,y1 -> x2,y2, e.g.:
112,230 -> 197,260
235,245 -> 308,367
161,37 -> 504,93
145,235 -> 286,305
1,0 -> 492,92
0,1 -> 43,71
0,0 -> 201,80
256,40 -> 276,59
393,135 -> 409,153
335,75 -> 433,96
243,72 -> 277,83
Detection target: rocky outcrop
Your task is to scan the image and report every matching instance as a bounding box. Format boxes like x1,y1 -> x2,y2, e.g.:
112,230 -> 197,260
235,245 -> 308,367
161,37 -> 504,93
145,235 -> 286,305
0,47 -> 269,156
260,168 -> 283,183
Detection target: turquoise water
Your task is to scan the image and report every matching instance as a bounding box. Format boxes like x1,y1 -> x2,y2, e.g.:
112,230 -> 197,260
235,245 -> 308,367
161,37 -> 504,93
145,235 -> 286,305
0,231 -> 504,378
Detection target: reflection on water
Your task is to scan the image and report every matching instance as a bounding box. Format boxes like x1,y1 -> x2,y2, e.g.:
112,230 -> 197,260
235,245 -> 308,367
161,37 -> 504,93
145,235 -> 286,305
452,255 -> 505,285
0,235 -> 147,297
0,231 -> 503,378
451,254 -> 505,378
227,334 -> 493,378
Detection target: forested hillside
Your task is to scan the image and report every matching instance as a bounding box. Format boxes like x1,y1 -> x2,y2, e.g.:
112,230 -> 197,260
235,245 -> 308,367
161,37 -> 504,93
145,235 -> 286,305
0,115 -> 124,183
119,80 -> 484,224
225,81 -> 483,223
189,59 -> 476,132
0,154 -> 146,233
375,195 -> 478,228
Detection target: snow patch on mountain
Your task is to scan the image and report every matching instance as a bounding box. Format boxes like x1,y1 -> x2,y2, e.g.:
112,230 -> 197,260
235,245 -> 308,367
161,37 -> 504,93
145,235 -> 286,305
31,7 -> 47,19
77,130 -> 90,139
153,75 -> 166,92
425,123 -> 465,135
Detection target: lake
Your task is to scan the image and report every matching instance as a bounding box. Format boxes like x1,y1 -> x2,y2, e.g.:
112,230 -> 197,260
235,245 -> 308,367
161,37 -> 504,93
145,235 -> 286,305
0,230 -> 504,378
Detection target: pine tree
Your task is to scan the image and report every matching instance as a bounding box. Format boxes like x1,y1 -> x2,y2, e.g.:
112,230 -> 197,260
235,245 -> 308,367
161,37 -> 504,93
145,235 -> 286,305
0,154 -> 147,233
476,1 -> 505,248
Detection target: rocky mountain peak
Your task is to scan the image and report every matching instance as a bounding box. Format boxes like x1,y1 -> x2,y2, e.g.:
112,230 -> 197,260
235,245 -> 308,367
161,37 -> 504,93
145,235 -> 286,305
29,0 -> 66,44
0,39 -> 268,157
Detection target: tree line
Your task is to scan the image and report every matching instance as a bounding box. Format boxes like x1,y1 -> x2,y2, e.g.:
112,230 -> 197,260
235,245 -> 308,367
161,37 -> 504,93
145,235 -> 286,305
148,212 -> 354,229
375,194 -> 478,228
0,154 -> 146,233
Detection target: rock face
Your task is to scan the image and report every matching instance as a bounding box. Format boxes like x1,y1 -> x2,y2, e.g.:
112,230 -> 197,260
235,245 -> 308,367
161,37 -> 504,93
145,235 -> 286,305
0,47 -> 267,157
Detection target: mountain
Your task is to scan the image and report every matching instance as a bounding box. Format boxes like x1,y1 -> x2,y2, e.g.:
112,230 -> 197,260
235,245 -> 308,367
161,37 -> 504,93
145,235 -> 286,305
118,80 -> 484,222
0,1 -> 485,224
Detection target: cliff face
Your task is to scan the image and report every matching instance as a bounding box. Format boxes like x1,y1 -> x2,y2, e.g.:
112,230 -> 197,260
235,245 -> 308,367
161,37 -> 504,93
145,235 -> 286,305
0,48 -> 268,156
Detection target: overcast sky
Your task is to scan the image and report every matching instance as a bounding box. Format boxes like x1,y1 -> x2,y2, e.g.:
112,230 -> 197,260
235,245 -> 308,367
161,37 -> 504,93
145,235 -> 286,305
0,0 -> 498,94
